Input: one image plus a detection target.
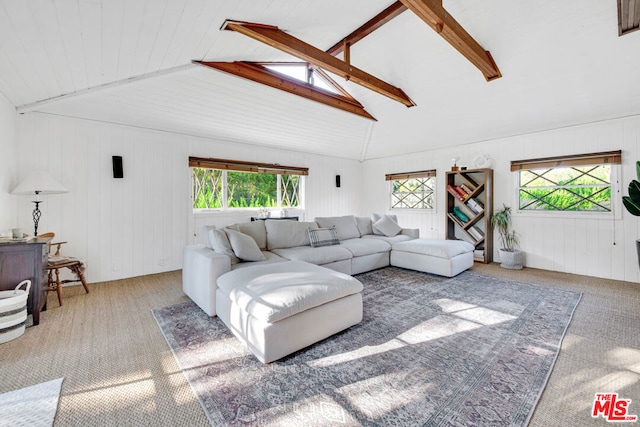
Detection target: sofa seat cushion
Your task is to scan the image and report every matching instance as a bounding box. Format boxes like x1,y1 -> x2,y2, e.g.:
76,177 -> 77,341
393,239 -> 475,259
230,251 -> 289,270
362,234 -> 414,244
271,245 -> 353,265
339,238 -> 391,257
217,261 -> 363,323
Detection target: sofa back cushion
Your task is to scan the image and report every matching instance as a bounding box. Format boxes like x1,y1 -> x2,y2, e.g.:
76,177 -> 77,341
315,215 -> 360,240
355,216 -> 373,236
265,220 -> 317,250
202,225 -> 215,248
227,220 -> 267,250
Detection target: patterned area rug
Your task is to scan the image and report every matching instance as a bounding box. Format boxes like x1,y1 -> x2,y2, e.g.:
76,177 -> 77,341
153,268 -> 581,426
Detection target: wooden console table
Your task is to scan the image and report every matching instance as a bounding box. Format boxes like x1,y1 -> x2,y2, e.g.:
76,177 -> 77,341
0,238 -> 49,325
251,216 -> 299,221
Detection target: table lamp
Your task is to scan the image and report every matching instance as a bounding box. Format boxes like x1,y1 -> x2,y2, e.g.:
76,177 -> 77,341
11,171 -> 69,236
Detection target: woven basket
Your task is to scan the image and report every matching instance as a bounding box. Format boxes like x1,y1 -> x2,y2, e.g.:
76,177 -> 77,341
0,280 -> 31,344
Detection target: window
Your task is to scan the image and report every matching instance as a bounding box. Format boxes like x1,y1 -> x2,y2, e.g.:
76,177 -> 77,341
189,157 -> 307,210
511,151 -> 621,213
386,170 -> 436,210
263,63 -> 341,94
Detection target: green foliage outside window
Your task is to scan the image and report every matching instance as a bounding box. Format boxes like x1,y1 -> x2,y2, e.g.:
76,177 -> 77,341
192,168 -> 300,209
227,171 -> 277,208
518,165 -> 612,212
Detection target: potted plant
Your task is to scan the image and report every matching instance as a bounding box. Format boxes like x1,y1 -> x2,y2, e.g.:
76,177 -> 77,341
622,160 -> 640,268
491,204 -> 525,270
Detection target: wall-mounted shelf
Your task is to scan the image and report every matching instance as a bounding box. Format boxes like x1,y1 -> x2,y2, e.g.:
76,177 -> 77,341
445,168 -> 493,263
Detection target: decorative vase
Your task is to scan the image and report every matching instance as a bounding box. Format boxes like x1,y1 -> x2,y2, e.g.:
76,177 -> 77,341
498,249 -> 525,270
636,239 -> 640,269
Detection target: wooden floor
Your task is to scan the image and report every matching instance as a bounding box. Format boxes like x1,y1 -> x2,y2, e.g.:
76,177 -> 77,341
1,264 -> 638,426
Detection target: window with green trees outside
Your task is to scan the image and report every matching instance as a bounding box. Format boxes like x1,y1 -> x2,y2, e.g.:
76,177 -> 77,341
517,165 -> 613,212
512,151 -> 622,214
192,168 -> 302,210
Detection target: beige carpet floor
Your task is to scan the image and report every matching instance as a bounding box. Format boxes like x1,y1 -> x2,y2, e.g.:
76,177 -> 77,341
0,264 -> 638,426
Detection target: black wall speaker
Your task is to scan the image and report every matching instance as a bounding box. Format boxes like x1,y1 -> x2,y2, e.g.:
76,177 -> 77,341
335,175 -> 341,188
112,156 -> 123,179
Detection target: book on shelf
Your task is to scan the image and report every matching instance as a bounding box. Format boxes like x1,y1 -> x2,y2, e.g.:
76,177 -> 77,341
446,185 -> 465,201
452,206 -> 469,223
450,215 -> 465,228
468,226 -> 484,241
466,197 -> 484,214
474,249 -> 485,258
454,186 -> 469,200
468,227 -> 483,241
460,183 -> 474,195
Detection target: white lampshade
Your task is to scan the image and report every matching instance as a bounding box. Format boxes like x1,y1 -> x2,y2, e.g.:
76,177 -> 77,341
11,171 -> 70,195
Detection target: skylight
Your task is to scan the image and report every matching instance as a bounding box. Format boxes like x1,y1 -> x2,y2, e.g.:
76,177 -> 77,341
264,63 -> 340,94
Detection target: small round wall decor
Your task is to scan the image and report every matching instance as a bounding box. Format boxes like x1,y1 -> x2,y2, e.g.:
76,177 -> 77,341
472,154 -> 492,169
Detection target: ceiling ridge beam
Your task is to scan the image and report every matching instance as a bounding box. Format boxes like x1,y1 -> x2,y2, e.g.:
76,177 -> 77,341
195,61 -> 377,121
399,0 -> 501,81
222,20 -> 416,107
326,1 -> 408,57
16,64 -> 196,114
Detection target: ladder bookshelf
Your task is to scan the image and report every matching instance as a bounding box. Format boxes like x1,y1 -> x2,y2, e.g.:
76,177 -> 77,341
445,168 -> 493,263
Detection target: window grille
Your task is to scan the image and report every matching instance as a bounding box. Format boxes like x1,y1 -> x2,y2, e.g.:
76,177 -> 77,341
386,170 -> 436,210
511,151 -> 621,213
189,157 -> 306,210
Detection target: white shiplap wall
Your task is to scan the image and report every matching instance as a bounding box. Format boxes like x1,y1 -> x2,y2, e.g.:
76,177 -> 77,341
362,116 -> 640,283
0,95 -> 17,230
16,112 -> 363,283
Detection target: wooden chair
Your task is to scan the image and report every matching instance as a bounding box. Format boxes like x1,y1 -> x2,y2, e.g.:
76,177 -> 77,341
37,232 -> 89,306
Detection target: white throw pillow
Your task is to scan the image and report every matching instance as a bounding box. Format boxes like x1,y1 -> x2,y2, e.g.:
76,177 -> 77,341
225,229 -> 267,262
371,213 -> 399,235
308,226 -> 340,248
373,215 -> 402,237
207,227 -> 240,264
228,221 -> 267,250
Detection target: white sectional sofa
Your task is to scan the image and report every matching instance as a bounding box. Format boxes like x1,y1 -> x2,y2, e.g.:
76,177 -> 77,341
182,214 -> 474,363
182,214 -> 419,317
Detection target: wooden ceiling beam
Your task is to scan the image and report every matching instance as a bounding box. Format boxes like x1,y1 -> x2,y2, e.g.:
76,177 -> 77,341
194,61 -> 377,121
399,0 -> 501,81
222,20 -> 416,107
326,1 -> 408,57
618,0 -> 640,36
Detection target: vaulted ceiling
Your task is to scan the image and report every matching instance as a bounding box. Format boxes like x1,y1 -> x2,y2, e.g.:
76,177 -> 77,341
1,0 -> 639,161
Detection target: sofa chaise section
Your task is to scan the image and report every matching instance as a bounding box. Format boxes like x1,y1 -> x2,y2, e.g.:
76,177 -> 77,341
216,261 -> 364,363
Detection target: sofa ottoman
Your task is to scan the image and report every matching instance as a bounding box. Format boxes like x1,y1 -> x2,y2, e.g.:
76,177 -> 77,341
215,260 -> 363,363
391,239 -> 475,277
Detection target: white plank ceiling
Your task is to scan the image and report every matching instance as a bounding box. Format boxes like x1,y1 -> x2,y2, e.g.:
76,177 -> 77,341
1,0 -> 640,160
